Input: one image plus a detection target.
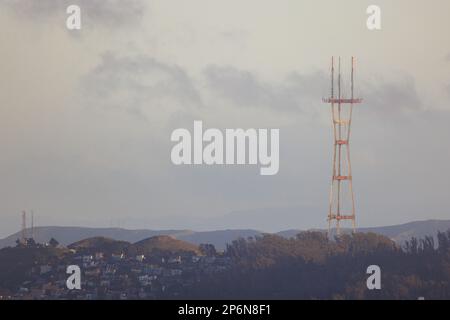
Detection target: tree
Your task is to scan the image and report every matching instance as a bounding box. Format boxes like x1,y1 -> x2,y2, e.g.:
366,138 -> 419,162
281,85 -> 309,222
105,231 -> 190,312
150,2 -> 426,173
26,238 -> 37,247
49,238 -> 59,247
199,244 -> 217,257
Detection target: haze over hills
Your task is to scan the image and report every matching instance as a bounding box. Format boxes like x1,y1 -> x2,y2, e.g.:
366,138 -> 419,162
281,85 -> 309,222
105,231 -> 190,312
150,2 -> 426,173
278,220 -> 450,244
0,220 -> 449,250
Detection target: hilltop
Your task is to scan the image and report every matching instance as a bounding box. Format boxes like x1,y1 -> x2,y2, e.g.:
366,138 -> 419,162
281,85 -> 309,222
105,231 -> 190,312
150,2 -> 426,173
68,237 -> 130,254
129,235 -> 200,255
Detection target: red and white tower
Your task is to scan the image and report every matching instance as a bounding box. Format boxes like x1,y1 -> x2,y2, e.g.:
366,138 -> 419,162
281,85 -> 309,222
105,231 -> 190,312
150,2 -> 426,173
323,57 -> 362,235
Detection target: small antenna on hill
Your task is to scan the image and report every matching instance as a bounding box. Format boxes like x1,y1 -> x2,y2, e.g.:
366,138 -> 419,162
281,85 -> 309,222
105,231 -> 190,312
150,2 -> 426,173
21,211 -> 27,244
31,210 -> 35,240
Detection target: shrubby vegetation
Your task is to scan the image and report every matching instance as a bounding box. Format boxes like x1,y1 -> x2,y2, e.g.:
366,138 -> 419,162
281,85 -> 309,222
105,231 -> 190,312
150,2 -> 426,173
187,231 -> 450,299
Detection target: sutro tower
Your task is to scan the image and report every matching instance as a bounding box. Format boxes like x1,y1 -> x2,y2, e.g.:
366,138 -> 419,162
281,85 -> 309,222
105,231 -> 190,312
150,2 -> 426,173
322,57 -> 362,235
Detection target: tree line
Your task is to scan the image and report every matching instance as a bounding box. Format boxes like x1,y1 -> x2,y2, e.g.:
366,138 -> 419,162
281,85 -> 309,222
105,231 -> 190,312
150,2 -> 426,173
186,230 -> 450,299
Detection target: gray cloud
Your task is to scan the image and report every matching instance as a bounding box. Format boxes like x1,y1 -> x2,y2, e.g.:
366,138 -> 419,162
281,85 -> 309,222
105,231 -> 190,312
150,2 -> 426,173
204,65 -> 423,121
80,53 -> 202,120
362,76 -> 422,119
445,55 -> 450,96
3,0 -> 145,27
204,65 -> 328,113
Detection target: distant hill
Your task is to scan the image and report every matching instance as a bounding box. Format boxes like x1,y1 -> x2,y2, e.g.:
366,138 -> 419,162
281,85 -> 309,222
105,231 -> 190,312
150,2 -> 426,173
1,220 -> 449,251
178,229 -> 262,250
360,220 -> 450,243
279,220 -> 450,244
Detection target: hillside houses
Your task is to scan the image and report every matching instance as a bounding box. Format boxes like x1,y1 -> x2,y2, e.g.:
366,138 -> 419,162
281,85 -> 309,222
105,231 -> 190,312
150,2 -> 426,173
3,236 -> 232,300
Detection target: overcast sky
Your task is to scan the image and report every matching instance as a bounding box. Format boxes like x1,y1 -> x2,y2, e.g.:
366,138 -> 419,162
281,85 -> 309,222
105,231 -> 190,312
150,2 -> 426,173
1,0 -> 450,237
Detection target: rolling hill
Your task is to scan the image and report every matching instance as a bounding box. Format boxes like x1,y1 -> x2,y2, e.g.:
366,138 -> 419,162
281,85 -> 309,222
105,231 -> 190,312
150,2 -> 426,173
67,235 -> 200,255
1,219 -> 449,250
0,226 -> 194,249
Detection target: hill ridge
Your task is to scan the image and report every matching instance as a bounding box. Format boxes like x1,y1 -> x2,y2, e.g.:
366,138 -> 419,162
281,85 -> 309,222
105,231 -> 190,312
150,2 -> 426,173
1,219 -> 450,250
